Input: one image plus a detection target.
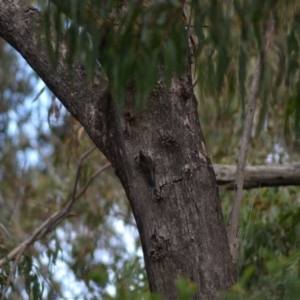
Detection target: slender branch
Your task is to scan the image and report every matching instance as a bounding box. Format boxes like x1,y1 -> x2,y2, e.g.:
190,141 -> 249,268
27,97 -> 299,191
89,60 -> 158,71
0,0 -> 111,156
71,146 -> 96,202
227,15 -> 275,262
0,147 -> 110,298
0,251 -> 22,300
75,162 -> 111,200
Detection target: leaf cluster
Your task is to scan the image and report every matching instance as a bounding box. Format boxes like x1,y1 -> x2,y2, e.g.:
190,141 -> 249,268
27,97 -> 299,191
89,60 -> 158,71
41,0 -> 189,102
39,0 -> 300,145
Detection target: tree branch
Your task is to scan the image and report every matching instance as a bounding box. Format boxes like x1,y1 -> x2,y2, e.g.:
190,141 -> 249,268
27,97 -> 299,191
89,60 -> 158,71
0,149 -> 110,299
0,0 -> 112,156
214,163 -> 300,189
227,14 -> 275,262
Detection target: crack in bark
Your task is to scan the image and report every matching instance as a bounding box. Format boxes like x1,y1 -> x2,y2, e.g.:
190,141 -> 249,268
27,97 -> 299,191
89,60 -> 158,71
154,176 -> 185,201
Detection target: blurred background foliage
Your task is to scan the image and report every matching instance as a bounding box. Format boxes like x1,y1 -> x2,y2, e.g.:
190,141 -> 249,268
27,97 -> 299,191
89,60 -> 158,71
0,0 -> 300,299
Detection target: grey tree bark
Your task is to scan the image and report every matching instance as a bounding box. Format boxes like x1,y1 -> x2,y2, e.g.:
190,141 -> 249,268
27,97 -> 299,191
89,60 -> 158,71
0,1 -> 235,299
214,163 -> 300,189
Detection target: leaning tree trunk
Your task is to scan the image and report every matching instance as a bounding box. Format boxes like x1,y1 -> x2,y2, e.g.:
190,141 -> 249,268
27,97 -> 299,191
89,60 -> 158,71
0,1 -> 235,299
111,73 -> 236,299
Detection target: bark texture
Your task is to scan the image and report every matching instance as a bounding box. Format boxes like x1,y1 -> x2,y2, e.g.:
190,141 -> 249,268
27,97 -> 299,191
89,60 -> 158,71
0,1 -> 235,299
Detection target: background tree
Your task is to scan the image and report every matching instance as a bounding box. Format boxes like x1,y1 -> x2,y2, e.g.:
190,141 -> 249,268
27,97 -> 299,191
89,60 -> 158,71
0,0 -> 300,299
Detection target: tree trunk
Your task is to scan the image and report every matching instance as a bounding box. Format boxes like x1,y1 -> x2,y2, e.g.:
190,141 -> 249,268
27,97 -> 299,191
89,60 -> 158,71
0,1 -> 235,299
113,73 -> 235,299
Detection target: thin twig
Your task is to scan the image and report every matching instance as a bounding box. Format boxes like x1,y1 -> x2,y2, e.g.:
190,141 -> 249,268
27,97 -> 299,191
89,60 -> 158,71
227,14 -> 275,262
72,146 -> 96,202
0,146 -> 110,298
0,250 -> 23,300
75,163 -> 111,200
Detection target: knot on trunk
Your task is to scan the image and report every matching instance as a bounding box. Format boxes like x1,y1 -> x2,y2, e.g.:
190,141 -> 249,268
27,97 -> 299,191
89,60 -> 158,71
150,231 -> 168,262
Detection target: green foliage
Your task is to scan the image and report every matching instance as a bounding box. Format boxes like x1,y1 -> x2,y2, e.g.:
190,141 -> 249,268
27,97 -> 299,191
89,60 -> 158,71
223,251 -> 300,299
23,260 -> 44,300
41,0 -> 189,103
285,89 -> 300,151
176,277 -> 197,300
220,186 -> 300,300
39,0 -> 300,143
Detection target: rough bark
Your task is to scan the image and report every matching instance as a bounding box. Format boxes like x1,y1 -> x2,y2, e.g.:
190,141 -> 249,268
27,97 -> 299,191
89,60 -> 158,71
0,1 -> 235,299
214,163 -> 300,189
